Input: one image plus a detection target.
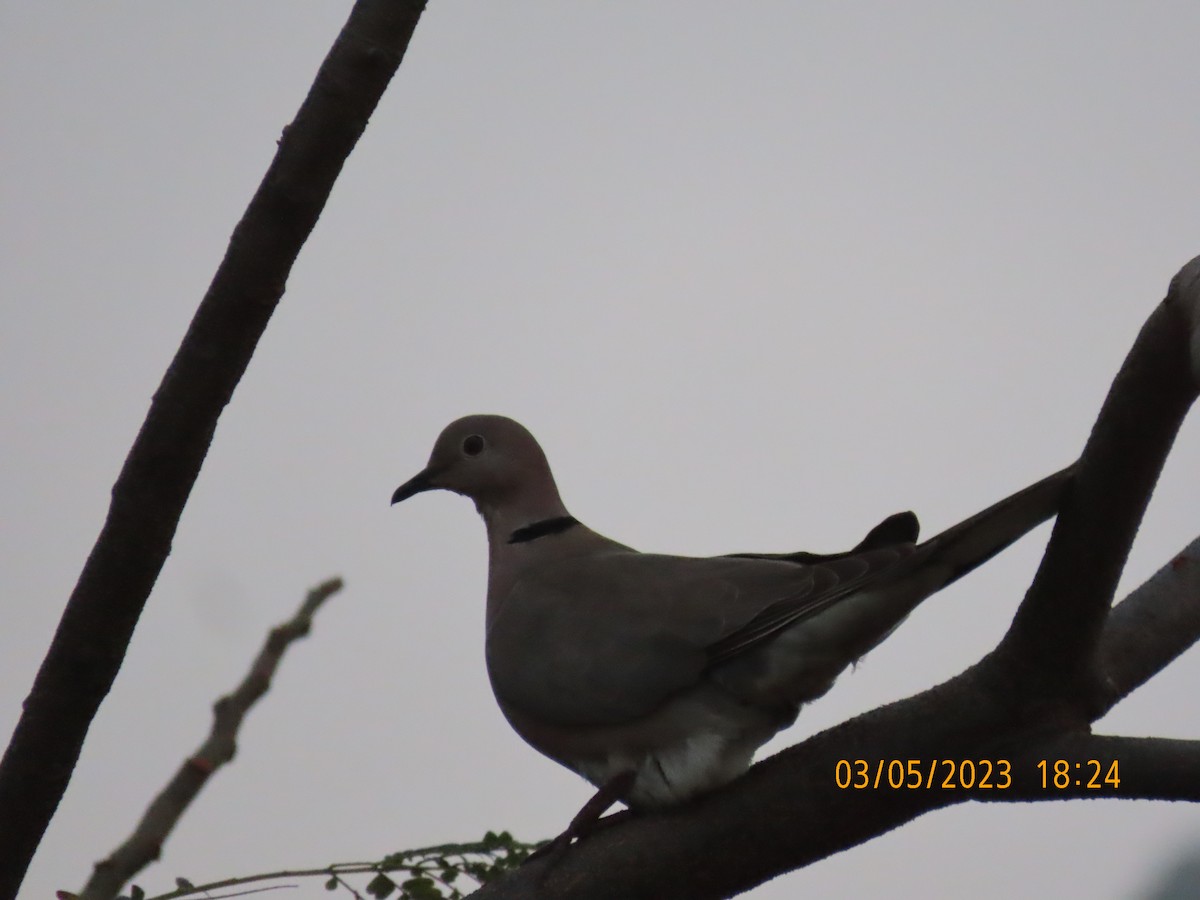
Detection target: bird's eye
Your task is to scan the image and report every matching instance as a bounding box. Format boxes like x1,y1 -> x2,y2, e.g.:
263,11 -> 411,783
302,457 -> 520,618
462,434 -> 485,457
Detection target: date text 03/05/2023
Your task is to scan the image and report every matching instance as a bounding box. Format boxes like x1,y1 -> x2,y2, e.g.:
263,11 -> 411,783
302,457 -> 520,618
833,759 -> 1121,791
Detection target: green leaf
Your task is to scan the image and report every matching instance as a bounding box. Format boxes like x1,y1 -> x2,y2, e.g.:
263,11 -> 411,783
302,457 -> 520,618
366,873 -> 397,899
464,862 -> 488,879
399,877 -> 439,900
325,876 -> 339,891
175,879 -> 195,892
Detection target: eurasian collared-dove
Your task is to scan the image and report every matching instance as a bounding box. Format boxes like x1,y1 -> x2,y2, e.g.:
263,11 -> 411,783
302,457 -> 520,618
392,415 -> 1072,815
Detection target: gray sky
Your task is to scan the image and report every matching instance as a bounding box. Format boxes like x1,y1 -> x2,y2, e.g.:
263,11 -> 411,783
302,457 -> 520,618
4,3 -> 1199,898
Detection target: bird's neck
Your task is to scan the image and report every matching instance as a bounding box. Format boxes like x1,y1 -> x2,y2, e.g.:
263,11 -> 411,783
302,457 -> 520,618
479,483 -> 595,627
477,478 -> 572,546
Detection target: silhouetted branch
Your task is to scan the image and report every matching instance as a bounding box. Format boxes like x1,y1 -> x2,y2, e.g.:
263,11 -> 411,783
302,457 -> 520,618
127,833 -> 539,900
975,733 -> 1200,802
0,5 -> 426,898
1096,537 -> 1200,708
1000,255 -> 1200,685
74,578 -> 343,900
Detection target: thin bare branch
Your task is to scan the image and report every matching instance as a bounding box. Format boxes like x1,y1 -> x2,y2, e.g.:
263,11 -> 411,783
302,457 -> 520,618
77,578 -> 344,900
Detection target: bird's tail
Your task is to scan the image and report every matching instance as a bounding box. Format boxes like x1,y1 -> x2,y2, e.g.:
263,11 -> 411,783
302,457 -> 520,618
923,463 -> 1076,587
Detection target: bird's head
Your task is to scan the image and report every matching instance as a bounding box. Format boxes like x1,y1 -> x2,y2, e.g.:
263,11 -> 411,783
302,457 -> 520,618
391,414 -> 564,519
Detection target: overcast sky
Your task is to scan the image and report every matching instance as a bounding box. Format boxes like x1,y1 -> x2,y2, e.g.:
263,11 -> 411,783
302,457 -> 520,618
4,3 -> 1200,898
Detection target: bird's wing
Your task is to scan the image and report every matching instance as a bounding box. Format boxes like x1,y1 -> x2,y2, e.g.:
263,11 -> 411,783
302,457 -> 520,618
485,549 -> 911,728
704,545 -> 920,666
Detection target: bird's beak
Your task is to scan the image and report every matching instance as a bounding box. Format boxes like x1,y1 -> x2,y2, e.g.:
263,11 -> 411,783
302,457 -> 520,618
391,469 -> 436,505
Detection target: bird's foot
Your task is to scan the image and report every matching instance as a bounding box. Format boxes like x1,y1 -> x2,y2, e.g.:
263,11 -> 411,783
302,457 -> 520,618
524,772 -> 636,866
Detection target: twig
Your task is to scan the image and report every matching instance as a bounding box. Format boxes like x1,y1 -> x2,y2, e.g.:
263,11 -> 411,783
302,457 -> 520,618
62,835 -> 541,900
74,578 -> 344,900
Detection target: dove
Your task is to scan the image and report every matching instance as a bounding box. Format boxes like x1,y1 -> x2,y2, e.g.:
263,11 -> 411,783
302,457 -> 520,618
391,414 -> 1072,824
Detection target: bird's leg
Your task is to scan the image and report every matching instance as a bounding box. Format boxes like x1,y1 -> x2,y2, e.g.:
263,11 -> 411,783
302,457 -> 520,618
526,771 -> 636,864
565,770 -> 636,839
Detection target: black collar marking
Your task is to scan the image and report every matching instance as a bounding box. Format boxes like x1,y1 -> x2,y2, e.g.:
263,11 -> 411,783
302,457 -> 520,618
508,516 -> 580,544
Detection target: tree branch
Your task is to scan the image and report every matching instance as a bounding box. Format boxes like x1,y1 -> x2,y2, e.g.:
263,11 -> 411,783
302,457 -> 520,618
0,5 -> 426,898
999,255 -> 1200,687
74,578 -> 343,900
975,733 -> 1200,802
1096,537 -> 1200,710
